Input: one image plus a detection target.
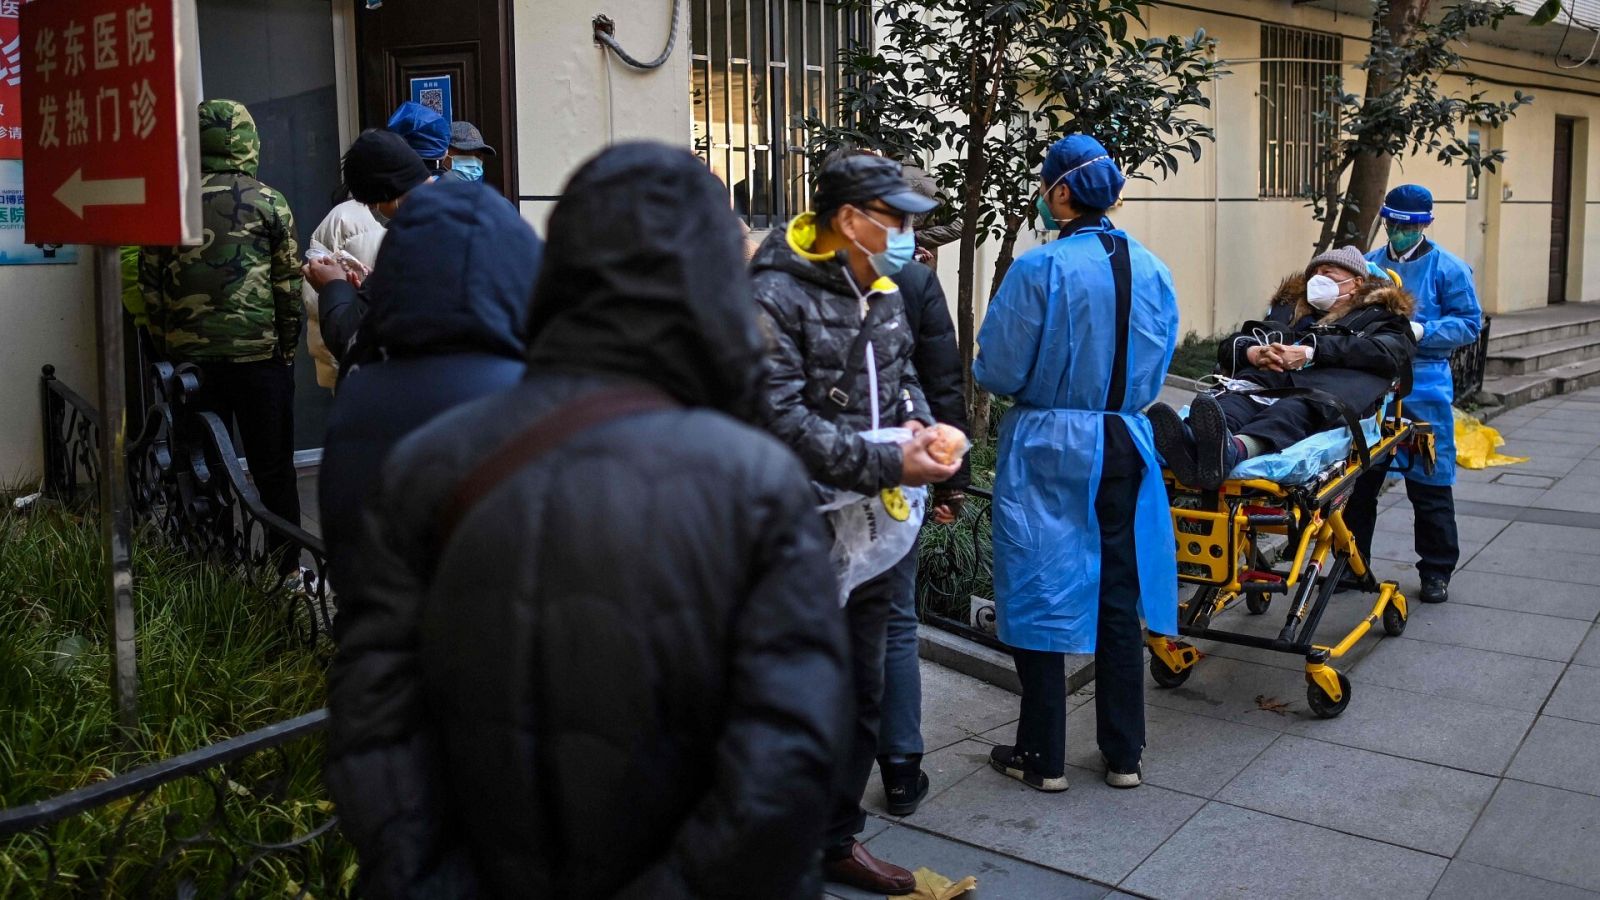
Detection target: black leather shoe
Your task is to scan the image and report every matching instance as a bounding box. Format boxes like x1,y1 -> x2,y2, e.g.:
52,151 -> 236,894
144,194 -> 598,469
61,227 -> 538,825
989,745 -> 1068,792
1421,576 -> 1449,604
878,754 -> 930,816
1189,393 -> 1235,490
1149,402 -> 1199,487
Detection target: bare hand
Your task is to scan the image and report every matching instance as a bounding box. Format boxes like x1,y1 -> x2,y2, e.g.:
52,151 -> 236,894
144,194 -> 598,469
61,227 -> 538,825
1247,344 -> 1285,372
901,419 -> 926,435
302,257 -> 347,293
900,430 -> 960,487
1271,343 -> 1311,370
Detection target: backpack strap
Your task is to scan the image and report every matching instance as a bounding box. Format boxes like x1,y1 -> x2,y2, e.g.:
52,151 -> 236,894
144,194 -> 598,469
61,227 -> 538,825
436,384 -> 677,551
824,293 -> 898,414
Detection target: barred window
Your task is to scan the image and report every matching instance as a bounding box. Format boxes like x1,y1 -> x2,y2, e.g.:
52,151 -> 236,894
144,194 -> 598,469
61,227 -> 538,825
691,1 -> 870,228
1259,25 -> 1341,199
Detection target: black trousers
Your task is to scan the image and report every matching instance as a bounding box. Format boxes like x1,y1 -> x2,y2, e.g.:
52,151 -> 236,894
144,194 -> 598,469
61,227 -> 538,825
1215,391 -> 1334,454
192,359 -> 301,574
1346,468 -> 1461,583
826,559 -> 902,851
1009,471 -> 1146,778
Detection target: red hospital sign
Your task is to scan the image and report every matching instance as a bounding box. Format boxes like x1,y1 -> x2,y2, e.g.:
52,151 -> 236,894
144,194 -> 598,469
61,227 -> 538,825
20,0 -> 198,245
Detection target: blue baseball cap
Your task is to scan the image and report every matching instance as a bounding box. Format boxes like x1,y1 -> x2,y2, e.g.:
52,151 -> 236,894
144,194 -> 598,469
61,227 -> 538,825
1380,184 -> 1434,224
1041,135 -> 1126,210
385,101 -> 450,160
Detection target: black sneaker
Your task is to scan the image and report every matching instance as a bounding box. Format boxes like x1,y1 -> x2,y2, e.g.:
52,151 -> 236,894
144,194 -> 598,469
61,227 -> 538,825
1421,576 -> 1449,604
989,745 -> 1068,793
878,755 -> 930,816
1149,402 -> 1200,488
1189,393 -> 1236,490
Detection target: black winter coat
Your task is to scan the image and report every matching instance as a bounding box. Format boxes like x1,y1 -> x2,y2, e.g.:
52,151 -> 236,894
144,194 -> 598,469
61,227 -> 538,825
752,218 -> 932,495
323,144 -> 848,900
892,262 -> 971,490
319,181 -> 542,590
1218,273 -> 1418,419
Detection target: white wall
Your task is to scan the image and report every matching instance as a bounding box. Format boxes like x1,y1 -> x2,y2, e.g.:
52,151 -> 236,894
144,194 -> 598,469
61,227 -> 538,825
511,0 -> 690,228
0,262 -> 97,483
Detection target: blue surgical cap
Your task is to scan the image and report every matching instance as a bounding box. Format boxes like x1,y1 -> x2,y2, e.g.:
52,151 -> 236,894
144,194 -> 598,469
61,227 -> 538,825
1380,184 -> 1434,224
1041,134 -> 1126,211
386,101 -> 450,160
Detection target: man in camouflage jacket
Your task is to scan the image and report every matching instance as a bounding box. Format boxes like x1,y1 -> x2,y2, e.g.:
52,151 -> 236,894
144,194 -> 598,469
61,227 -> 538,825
140,99 -> 305,571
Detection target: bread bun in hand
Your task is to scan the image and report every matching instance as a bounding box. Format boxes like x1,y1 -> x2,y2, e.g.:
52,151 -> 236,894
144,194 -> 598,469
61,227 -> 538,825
927,424 -> 971,466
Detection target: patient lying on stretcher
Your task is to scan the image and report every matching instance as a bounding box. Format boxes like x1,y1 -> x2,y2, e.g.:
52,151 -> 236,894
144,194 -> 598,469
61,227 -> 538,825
1150,245 -> 1418,490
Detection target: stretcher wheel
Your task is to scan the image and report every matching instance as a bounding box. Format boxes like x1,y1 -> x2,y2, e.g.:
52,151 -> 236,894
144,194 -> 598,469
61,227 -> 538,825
1245,593 -> 1271,615
1306,672 -> 1352,719
1382,601 -> 1407,637
1149,653 -> 1192,689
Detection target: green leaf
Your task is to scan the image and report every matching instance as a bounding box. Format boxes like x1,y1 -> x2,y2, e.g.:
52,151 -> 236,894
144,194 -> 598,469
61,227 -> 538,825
1529,0 -> 1564,27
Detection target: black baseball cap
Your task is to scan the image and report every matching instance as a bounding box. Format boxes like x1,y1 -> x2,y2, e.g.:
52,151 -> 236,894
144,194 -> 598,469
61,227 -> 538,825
814,154 -> 938,216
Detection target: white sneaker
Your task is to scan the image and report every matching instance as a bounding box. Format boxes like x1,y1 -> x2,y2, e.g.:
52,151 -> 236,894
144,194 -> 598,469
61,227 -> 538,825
1105,764 -> 1143,789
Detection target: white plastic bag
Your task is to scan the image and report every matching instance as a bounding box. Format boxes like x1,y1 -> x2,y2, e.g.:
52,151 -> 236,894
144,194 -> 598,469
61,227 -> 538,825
818,428 -> 928,606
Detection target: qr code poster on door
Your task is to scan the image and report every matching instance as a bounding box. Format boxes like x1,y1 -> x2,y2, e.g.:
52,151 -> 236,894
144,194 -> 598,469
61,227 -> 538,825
408,76 -> 453,127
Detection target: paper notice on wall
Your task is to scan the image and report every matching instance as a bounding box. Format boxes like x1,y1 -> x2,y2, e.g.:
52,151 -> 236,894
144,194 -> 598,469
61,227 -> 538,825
1,0 -> 24,159
0,159 -> 78,264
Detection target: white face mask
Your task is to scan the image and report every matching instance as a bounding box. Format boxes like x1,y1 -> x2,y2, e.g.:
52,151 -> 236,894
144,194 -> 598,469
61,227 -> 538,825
1305,274 -> 1348,310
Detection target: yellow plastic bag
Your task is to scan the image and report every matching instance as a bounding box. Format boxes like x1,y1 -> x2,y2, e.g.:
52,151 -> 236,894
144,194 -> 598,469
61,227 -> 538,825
902,867 -> 978,900
1454,407 -> 1528,469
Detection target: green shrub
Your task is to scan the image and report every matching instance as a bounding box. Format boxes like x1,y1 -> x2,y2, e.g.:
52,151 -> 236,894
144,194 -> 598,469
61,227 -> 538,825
0,501 -> 352,897
1169,332 -> 1224,381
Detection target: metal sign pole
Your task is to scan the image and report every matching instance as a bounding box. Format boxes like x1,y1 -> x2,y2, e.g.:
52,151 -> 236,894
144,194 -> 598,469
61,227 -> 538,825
93,244 -> 138,729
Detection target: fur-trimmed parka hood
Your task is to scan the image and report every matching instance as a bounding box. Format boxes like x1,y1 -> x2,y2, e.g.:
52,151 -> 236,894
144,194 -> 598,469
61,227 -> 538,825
1269,273 -> 1415,327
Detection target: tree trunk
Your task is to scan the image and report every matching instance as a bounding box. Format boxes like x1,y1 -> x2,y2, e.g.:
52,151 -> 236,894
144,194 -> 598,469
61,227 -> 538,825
968,214 -> 1024,439
1330,0 -> 1432,251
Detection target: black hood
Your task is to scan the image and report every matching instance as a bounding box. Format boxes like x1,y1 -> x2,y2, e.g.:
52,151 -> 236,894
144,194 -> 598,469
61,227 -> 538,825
524,142 -> 764,417
749,215 -> 857,297
358,181 -> 543,359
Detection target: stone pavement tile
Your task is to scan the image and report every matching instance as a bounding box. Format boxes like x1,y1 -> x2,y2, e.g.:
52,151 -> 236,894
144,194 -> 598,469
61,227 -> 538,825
1445,569 -> 1600,622
1487,455 -> 1584,478
1351,637 -> 1566,712
917,659 -> 1023,753
1532,487 -> 1600,514
1402,598 -> 1586,661
909,763 -> 1205,885
1062,701 -> 1278,799
1549,472 -> 1600,493
1283,679 -> 1534,775
1429,860 -> 1600,900
1372,529 -> 1485,566
1580,627 -> 1600,667
1500,438 -> 1597,460
1459,780 -> 1600,892
1571,458 -> 1600,478
1519,416 -> 1600,436
1492,471 -> 1559,489
1143,654 -> 1319,732
1547,664 -> 1600,725
864,740 -> 993,819
1482,520 -> 1600,558
1506,426 -> 1600,446
1120,802 -> 1447,900
1216,735 -> 1496,855
1506,716 -> 1600,797
1451,480 -> 1552,506
824,823 -> 1112,900
1466,543 -> 1600,590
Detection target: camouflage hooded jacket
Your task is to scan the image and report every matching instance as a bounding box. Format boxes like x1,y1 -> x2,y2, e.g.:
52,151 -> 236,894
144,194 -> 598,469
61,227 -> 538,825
139,100 -> 302,363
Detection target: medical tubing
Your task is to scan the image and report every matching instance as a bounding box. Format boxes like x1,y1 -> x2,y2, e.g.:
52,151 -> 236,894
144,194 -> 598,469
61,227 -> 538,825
596,0 -> 682,70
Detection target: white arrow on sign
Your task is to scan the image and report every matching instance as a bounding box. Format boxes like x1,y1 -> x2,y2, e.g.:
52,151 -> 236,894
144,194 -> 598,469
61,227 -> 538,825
53,169 -> 147,219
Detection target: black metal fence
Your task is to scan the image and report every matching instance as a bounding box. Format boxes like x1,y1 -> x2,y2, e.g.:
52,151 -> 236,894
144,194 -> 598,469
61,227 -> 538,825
1450,315 -> 1492,404
916,487 -> 1003,650
8,364 -> 349,897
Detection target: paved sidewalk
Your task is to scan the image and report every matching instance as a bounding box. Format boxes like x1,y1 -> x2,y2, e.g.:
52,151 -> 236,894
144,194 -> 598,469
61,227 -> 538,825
831,387 -> 1600,899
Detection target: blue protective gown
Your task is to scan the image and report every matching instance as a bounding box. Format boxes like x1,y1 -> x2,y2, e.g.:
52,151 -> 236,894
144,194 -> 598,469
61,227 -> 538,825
1365,241 -> 1482,486
975,219 -> 1180,653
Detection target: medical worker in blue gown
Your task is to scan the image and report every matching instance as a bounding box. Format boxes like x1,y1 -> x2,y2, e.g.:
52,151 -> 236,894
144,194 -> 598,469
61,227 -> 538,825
1348,185 -> 1482,605
974,135 -> 1179,792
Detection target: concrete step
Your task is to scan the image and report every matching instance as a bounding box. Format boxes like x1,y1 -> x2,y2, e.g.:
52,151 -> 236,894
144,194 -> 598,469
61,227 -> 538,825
1488,301 -> 1600,353
1480,357 -> 1600,411
1486,332 -> 1600,376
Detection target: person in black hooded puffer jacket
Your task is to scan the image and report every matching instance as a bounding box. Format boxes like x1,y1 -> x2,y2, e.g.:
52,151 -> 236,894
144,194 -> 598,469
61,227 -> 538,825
323,142 -> 850,900
318,179 -> 542,591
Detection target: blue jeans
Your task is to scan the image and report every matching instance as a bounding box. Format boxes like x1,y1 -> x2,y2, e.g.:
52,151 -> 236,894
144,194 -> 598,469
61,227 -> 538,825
878,538 -> 923,758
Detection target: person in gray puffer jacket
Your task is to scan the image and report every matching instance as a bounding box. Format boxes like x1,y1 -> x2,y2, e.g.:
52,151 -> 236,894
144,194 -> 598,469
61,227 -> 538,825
750,153 -> 960,896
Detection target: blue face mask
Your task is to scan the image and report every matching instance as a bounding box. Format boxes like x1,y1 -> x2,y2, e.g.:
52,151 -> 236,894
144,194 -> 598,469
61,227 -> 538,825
451,157 -> 485,182
852,209 -> 917,277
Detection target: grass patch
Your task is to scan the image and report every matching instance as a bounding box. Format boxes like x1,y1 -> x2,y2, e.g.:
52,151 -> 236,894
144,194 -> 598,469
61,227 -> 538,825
0,499 -> 352,896
1169,332 -> 1223,381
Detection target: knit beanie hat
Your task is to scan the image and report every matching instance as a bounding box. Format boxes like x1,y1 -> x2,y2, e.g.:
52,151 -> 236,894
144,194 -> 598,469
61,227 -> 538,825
343,130 -> 430,204
1305,245 -> 1369,280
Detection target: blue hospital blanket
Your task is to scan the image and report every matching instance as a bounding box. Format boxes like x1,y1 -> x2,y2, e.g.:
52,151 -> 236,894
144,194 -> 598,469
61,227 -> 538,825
1174,399 -> 1386,485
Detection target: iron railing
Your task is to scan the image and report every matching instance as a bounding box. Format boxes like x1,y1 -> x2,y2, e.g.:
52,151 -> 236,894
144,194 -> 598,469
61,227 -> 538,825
915,486 -> 1003,650
1450,315 -> 1493,404
0,711 -> 345,897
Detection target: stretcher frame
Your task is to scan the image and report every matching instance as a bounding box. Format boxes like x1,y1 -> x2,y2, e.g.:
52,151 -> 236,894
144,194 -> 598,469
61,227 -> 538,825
1145,398 -> 1436,718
